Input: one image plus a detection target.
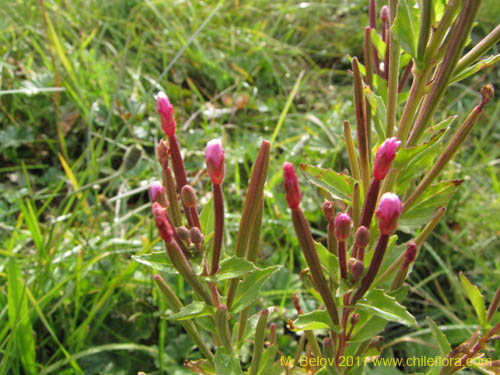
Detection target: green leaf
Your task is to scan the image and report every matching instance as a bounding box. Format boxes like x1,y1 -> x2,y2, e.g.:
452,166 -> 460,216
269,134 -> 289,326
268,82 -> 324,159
167,301 -> 215,321
291,310 -> 341,332
257,344 -> 278,375
400,180 -> 463,228
370,28 -> 386,60
393,130 -> 446,169
423,116 -> 458,142
132,251 -> 174,274
426,317 -> 452,356
356,289 -> 417,327
208,256 -> 257,282
214,347 -> 244,375
300,164 -> 355,203
7,258 -> 37,375
231,265 -> 281,313
451,54 -> 500,85
315,241 -> 339,282
365,88 -> 387,141
351,315 -> 389,343
459,272 -> 487,328
200,196 -> 215,236
392,0 -> 420,58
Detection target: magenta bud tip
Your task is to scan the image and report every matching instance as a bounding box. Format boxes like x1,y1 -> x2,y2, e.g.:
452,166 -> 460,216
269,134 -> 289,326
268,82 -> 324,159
149,181 -> 165,203
156,91 -> 176,136
373,137 -> 401,180
205,139 -> 225,184
376,193 -> 402,235
334,212 -> 352,241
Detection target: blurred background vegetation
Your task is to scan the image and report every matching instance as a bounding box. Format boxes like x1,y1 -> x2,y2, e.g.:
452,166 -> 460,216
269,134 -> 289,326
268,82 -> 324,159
0,0 -> 499,374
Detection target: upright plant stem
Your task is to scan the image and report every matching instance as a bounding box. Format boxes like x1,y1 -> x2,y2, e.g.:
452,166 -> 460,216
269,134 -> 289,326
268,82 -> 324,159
455,24 -> 500,73
385,0 -> 399,138
407,0 -> 482,146
210,183 -> 224,275
291,208 -> 340,326
404,85 -> 492,212
226,141 -> 270,309
352,58 -> 370,195
154,275 -> 214,362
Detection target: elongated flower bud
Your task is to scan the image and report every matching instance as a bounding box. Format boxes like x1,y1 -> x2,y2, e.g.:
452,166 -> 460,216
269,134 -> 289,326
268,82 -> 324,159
157,139 -> 169,170
322,200 -> 335,222
157,91 -> 176,136
403,241 -> 418,268
205,139 -> 225,184
283,162 -> 301,209
292,293 -> 304,315
380,5 -> 389,23
373,137 -> 401,180
334,213 -> 352,241
376,193 -> 402,235
181,185 -> 197,208
149,181 -> 165,203
152,202 -> 173,242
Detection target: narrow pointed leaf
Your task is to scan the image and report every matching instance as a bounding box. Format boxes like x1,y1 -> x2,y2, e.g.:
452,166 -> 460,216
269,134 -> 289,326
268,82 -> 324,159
459,272 -> 487,328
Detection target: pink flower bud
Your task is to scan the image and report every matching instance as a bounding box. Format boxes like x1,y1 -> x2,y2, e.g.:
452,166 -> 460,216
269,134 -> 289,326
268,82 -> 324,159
149,181 -> 165,203
375,193 -> 402,235
152,202 -> 173,242
283,162 -> 301,209
334,212 -> 351,241
403,241 -> 418,268
205,139 -> 225,184
373,137 -> 401,180
380,5 -> 389,23
156,91 -> 176,136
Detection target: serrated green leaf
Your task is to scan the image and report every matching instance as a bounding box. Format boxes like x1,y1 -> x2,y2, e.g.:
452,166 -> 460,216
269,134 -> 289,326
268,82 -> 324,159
300,164 -> 355,203
167,301 -> 215,320
400,180 -> 463,228
356,289 -> 417,327
451,54 -> 500,85
214,347 -> 244,375
208,256 -> 257,282
459,272 -> 487,328
231,265 -> 281,313
392,0 -> 420,58
292,310 -> 341,332
426,317 -> 452,356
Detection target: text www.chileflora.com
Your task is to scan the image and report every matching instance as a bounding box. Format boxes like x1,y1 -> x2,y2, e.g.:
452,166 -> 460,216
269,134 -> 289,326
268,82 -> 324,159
280,355 -> 492,368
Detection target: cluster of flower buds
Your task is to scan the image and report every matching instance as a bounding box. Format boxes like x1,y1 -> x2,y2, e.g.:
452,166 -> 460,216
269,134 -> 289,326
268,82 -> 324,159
151,91 -> 275,361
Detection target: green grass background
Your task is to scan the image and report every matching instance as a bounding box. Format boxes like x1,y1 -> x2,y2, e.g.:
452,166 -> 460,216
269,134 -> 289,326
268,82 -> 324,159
1,0 -> 499,374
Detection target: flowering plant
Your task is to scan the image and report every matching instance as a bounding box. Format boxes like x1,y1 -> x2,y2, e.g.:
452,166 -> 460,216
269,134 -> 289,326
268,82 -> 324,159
135,0 -> 500,373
